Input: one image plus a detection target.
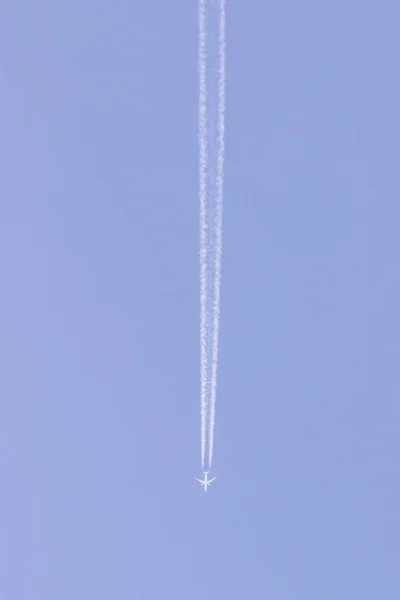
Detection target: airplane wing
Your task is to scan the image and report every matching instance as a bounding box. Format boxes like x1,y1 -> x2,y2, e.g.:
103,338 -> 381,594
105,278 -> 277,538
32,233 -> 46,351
209,477 -> 216,483
195,478 -> 203,483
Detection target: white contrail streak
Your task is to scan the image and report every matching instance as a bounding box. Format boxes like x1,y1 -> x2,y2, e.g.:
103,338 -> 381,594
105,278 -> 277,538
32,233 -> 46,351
198,0 -> 208,470
208,0 -> 226,469
197,0 -> 225,473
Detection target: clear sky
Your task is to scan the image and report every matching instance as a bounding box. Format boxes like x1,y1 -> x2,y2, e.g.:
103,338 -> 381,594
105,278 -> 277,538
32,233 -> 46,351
1,2 -> 399,599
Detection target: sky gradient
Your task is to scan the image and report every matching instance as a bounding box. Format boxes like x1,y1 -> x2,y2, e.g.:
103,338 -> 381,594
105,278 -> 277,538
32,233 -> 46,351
1,2 -> 399,599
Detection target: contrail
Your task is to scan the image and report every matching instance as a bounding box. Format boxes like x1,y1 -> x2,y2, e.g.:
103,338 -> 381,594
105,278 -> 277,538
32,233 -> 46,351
208,0 -> 226,470
198,0 -> 226,474
198,0 -> 208,469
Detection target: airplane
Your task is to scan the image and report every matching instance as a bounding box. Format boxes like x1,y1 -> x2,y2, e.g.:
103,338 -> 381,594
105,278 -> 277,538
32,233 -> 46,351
195,471 -> 216,492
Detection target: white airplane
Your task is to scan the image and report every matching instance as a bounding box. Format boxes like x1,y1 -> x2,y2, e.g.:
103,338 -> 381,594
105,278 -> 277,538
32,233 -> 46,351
195,471 -> 216,492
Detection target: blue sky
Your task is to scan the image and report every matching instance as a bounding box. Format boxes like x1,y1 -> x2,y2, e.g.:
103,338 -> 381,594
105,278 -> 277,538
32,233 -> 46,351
1,1 -> 399,599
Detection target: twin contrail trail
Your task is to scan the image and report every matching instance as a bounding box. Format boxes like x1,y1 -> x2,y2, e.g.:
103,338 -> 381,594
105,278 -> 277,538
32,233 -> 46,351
198,0 -> 226,472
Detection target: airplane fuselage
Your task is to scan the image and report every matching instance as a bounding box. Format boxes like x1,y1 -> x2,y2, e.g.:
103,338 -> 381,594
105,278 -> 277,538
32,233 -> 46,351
195,471 -> 216,491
